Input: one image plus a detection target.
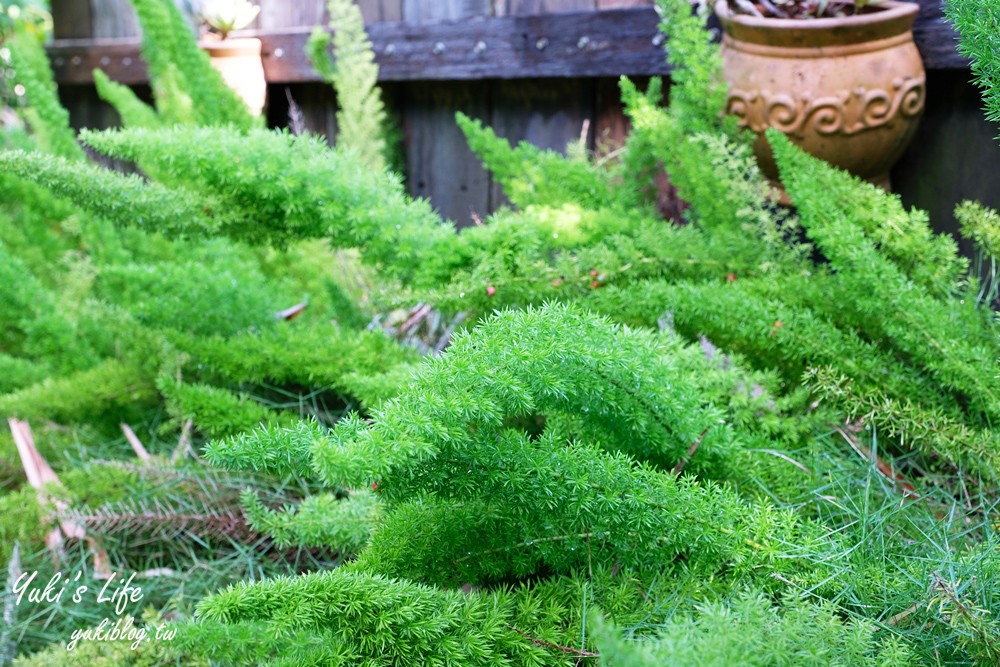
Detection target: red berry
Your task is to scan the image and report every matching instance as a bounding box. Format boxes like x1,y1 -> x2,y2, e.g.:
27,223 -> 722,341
486,285 -> 497,297
726,273 -> 737,283
589,269 -> 599,278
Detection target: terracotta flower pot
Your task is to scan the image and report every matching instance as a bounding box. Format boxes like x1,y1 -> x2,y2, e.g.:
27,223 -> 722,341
199,36 -> 267,117
715,0 -> 925,193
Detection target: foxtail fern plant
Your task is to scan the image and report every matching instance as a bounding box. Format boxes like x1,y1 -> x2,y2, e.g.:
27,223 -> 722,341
5,0 -> 1000,662
5,24 -> 82,160
307,0 -> 394,172
947,0 -> 1000,129
91,0 -> 257,129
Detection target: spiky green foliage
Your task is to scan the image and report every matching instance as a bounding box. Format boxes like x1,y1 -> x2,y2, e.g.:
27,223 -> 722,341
240,489 -> 378,552
191,307 -> 850,662
193,569 -> 559,666
0,3 -> 423,662
8,0 -> 1000,663
653,0 -> 732,139
770,129 -> 999,424
457,113 -> 641,215
5,26 -> 83,161
307,0 -> 389,172
589,595 -> 916,667
92,70 -> 163,130
159,379 -> 276,438
122,0 -> 256,128
0,448 -> 346,656
11,609 -> 207,667
956,201 -> 1000,305
947,0 -> 1000,130
958,201 -> 1000,260
314,305 -> 738,486
171,323 -> 417,400
0,149 -> 221,237
0,127 -> 455,265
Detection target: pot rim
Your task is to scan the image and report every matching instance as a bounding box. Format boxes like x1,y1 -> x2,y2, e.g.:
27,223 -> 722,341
715,0 -> 920,48
714,0 -> 918,29
198,36 -> 263,56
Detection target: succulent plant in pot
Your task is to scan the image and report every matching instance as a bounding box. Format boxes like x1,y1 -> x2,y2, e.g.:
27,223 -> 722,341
715,0 -> 926,197
196,0 -> 266,116
199,0 -> 259,40
728,0 -> 884,19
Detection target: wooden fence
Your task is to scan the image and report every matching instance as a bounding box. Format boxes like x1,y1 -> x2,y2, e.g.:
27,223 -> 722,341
46,0 -> 999,230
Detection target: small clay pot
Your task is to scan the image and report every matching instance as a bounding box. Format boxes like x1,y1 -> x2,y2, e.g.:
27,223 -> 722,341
199,36 -> 267,117
715,0 -> 925,192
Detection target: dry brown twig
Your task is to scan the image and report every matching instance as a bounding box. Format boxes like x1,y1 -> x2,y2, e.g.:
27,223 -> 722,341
120,423 -> 151,462
172,419 -> 195,464
8,419 -> 112,577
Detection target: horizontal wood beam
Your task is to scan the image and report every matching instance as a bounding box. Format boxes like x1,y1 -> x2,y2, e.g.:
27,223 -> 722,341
47,3 -> 968,87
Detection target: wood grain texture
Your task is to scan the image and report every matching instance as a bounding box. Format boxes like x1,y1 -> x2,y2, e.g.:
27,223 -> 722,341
597,0 -> 653,7
51,0 -> 192,40
50,0 -> 93,39
403,0 -> 492,22
499,0 -> 596,15
90,0 -> 140,38
255,2 -> 333,152
269,83 -> 339,144
357,0 -> 405,23
893,69 -> 1000,244
404,81 -> 493,227
256,0 -> 328,29
593,76 -> 633,155
399,0 -> 494,225
488,78 -> 595,209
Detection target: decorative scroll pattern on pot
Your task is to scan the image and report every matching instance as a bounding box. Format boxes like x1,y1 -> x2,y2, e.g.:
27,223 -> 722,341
726,75 -> 925,138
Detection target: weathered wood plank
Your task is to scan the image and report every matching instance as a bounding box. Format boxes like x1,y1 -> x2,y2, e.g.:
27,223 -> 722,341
267,9 -> 674,80
487,78 -> 595,209
401,0 -> 495,226
256,0 -> 328,29
48,8 -> 668,84
48,3 -> 969,87
597,0 -> 652,7
256,2 -> 333,142
488,0 -> 598,208
90,0 -> 140,39
357,0 -> 405,23
593,76 -> 633,155
911,0 -> 967,71
270,83 -> 339,143
893,70 -> 1000,242
499,0 -> 596,14
403,0 -> 492,22
50,0 -> 93,39
51,0 -> 192,40
404,82 -> 492,226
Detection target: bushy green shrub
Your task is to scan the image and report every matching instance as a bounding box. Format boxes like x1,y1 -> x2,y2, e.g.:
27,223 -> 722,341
3,0 -> 1000,664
